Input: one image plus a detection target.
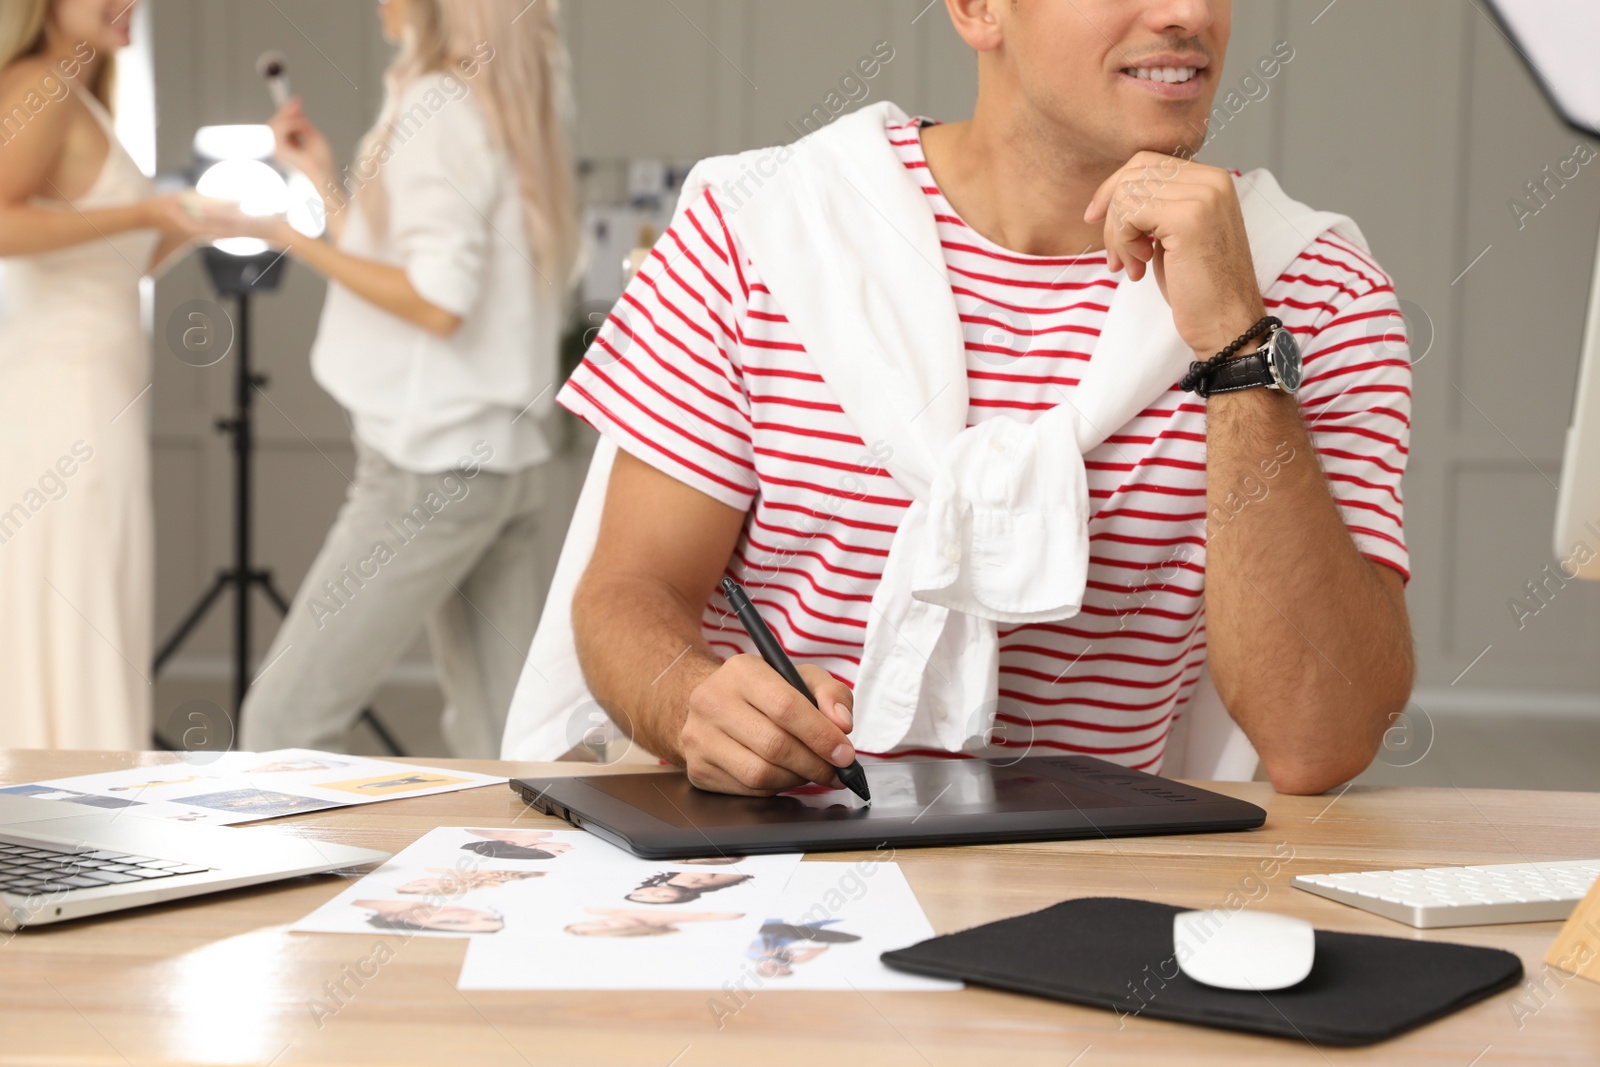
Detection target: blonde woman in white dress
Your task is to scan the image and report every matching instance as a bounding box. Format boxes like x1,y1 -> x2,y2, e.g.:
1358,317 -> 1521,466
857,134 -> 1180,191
0,0 -> 220,748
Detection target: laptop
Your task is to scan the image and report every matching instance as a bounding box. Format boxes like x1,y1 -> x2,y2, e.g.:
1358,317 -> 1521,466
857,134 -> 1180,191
512,755 -> 1267,858
0,794 -> 389,930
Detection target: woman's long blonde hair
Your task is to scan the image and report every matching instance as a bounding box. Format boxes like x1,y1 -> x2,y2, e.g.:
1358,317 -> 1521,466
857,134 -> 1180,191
0,0 -> 117,109
358,0 -> 579,288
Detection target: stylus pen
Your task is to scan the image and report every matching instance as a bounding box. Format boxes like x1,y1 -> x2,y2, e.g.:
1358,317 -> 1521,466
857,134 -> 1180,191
720,577 -> 871,802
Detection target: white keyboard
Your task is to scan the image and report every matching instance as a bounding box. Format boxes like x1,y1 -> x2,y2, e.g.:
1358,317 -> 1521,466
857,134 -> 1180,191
1292,859 -> 1600,928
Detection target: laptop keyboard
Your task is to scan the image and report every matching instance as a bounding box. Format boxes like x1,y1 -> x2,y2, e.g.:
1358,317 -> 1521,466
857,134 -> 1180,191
0,839 -> 212,897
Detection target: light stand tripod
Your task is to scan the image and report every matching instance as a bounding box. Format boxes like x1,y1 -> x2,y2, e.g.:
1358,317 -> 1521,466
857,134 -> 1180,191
152,248 -> 405,755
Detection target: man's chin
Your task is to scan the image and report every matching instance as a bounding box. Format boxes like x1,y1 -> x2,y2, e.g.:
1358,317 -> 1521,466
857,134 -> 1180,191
1033,107 -> 1208,168
1125,125 -> 1209,162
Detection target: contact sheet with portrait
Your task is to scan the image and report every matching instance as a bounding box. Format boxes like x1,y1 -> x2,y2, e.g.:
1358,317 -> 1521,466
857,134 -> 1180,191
290,826 -> 960,993
1,749 -> 505,824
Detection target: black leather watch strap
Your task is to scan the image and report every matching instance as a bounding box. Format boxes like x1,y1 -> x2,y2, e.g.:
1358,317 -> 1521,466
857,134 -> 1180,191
1205,350 -> 1274,394
1180,316 -> 1282,397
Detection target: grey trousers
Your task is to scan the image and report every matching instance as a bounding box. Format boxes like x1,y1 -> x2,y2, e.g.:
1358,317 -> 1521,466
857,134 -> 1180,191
240,439 -> 546,758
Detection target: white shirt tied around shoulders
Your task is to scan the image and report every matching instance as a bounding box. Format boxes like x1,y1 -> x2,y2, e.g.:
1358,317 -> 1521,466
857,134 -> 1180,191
311,71 -> 560,474
501,102 -> 1364,776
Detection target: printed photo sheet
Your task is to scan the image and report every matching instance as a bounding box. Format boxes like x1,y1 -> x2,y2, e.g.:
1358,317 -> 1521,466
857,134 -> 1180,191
289,825 -> 804,941
457,856 -> 961,992
0,749 -> 505,825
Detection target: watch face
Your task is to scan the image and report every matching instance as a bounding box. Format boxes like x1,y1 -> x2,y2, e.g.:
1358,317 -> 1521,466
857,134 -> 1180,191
1268,329 -> 1303,393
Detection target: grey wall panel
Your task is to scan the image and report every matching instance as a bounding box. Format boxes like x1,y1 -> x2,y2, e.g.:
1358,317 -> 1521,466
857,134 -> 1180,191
908,0 -> 978,124
1456,8 -> 1600,448
568,0 -> 722,160
1195,0 -> 1285,174
739,2 -> 898,146
1448,465 -> 1600,684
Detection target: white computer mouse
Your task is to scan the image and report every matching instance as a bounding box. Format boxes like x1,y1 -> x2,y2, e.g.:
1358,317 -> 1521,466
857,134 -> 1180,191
1172,909 -> 1316,991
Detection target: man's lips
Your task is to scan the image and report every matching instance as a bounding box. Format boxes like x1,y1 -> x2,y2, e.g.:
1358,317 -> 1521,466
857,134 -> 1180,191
1117,67 -> 1205,101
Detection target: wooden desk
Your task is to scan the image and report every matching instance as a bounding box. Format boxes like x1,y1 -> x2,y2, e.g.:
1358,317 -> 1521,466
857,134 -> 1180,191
1,750 -> 1596,1066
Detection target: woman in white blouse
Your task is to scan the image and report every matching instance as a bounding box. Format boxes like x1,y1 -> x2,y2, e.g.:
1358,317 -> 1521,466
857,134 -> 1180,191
222,0 -> 578,756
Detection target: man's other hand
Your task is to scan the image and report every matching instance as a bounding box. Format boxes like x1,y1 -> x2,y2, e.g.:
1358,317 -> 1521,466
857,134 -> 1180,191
1084,151 -> 1266,358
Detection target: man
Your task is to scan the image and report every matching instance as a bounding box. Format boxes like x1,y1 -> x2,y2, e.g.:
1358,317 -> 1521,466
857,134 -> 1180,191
561,0 -> 1413,796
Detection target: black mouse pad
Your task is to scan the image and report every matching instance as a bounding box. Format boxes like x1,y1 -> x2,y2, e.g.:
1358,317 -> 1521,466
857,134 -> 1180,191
880,897 -> 1523,1046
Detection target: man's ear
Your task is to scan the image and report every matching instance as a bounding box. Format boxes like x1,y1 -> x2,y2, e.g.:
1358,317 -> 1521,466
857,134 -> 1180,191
944,0 -> 1005,52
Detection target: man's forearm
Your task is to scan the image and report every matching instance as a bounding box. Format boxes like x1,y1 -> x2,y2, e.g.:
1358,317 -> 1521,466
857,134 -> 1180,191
571,571 -> 722,764
1202,388 -> 1414,793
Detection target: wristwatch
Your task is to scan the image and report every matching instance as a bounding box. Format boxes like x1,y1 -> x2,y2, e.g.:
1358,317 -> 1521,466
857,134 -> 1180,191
1206,323 -> 1304,396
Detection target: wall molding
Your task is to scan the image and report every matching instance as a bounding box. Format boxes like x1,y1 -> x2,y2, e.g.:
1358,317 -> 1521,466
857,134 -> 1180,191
1411,685 -> 1600,720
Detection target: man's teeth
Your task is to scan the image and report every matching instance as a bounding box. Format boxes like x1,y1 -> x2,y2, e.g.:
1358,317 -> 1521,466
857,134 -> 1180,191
1125,67 -> 1198,84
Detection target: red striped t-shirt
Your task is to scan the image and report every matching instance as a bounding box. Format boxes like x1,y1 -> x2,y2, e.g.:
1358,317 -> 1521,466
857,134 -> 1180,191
559,117 -> 1412,772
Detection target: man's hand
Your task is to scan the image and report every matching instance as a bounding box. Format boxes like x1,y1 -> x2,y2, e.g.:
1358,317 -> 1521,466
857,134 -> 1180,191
681,656 -> 856,796
1084,152 -> 1266,357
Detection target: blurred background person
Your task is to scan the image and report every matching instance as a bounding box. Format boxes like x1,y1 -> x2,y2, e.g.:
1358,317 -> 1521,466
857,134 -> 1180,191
0,0 -> 220,749
219,0 -> 579,758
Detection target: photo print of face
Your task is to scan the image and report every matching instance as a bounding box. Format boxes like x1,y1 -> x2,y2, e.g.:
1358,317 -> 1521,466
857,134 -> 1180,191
396,868 -> 547,896
625,871 -> 753,904
563,908 -> 744,938
677,856 -> 746,866
356,899 -> 505,934
458,829 -> 574,860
